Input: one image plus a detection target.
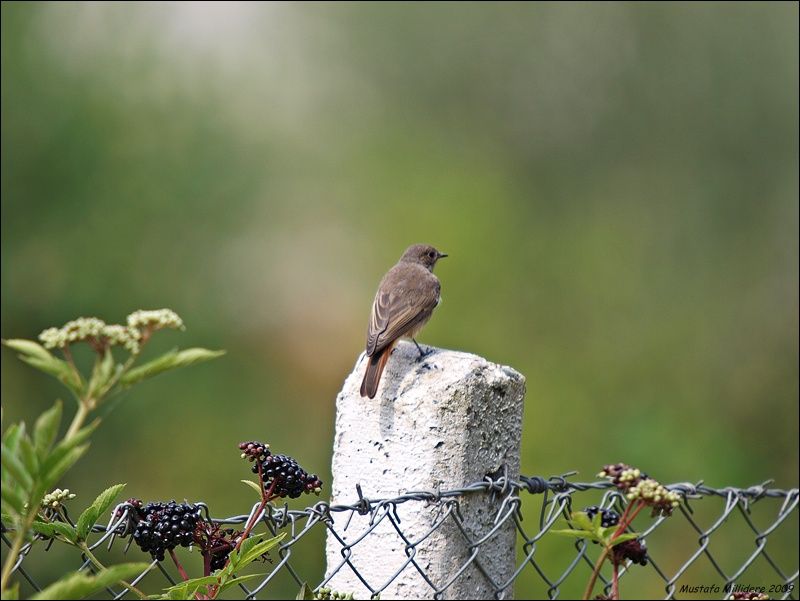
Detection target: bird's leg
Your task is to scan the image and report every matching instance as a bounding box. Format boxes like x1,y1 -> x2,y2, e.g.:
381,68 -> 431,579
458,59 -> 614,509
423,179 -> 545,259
412,338 -> 432,361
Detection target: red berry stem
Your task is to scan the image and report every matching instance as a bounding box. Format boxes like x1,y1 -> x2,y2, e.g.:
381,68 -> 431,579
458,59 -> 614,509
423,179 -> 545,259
611,558 -> 620,600
203,548 -> 212,578
582,545 -> 611,600
233,469 -> 278,556
169,548 -> 190,582
612,500 -> 645,542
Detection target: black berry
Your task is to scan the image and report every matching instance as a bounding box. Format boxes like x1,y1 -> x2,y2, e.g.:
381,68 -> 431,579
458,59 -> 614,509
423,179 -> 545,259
584,505 -> 620,528
255,453 -> 323,499
131,500 -> 202,561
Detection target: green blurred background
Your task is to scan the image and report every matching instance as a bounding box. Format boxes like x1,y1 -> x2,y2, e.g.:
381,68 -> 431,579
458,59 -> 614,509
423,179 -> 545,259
2,2 -> 797,599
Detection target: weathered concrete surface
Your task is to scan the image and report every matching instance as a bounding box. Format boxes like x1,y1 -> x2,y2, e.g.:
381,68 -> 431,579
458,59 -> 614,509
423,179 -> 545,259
324,341 -> 526,600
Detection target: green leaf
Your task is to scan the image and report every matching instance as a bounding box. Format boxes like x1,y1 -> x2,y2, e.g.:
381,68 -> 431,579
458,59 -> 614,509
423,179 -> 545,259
238,534 -> 285,568
2,425 -> 26,488
158,583 -> 188,600
296,582 -> 315,600
120,348 -> 225,386
222,534 -> 284,577
18,435 -> 40,479
50,521 -> 80,542
31,520 -> 78,543
54,420 -> 100,455
161,575 -> 222,599
550,528 -> 592,539
41,420 -> 99,479
591,511 -> 603,532
40,444 -> 89,494
30,563 -> 151,600
1,483 -> 26,515
609,533 -> 641,547
570,511 -> 593,531
164,576 -> 218,593
3,339 -> 54,362
241,479 -> 263,497
18,355 -> 83,396
217,573 -> 263,592
2,423 -> 24,458
76,483 -> 126,541
34,401 -> 63,460
1,441 -> 33,491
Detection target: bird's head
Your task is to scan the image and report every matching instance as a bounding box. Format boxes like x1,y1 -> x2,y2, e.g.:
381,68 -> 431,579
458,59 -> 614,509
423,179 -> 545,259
400,244 -> 448,271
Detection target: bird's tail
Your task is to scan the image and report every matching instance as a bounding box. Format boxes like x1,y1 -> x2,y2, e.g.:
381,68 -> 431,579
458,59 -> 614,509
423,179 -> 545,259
360,343 -> 394,398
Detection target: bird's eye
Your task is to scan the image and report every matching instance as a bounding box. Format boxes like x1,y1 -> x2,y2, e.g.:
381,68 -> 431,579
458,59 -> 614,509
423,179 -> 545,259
428,251 -> 436,259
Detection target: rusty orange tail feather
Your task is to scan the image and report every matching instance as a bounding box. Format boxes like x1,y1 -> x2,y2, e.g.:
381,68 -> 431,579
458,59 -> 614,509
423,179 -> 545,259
360,342 -> 395,398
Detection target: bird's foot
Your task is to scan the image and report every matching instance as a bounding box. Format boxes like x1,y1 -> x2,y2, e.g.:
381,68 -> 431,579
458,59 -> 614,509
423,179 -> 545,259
413,339 -> 433,362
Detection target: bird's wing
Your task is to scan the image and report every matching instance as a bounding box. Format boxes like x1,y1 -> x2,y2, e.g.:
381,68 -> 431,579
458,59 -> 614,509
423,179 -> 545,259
366,269 -> 440,356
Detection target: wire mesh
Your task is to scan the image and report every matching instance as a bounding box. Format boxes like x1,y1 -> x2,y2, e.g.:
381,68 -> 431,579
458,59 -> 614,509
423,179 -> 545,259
2,474 -> 798,600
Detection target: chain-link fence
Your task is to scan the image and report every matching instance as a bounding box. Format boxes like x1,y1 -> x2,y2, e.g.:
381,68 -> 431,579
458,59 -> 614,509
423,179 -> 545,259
2,474 -> 798,600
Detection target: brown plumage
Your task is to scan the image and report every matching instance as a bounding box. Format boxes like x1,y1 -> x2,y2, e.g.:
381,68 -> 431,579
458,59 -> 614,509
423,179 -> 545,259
360,244 -> 447,398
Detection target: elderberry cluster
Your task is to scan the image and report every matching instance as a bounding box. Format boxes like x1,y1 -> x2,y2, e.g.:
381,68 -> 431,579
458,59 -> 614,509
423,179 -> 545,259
256,453 -> 323,499
612,538 -> 648,566
239,441 -> 271,462
241,441 -> 323,499
583,505 -> 620,528
131,501 -> 202,561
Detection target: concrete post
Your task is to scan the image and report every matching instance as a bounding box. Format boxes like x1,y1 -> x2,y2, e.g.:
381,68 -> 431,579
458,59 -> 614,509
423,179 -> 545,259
324,341 -> 526,600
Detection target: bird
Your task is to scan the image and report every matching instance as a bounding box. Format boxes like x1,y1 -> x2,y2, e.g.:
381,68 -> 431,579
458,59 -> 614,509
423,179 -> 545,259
360,243 -> 447,398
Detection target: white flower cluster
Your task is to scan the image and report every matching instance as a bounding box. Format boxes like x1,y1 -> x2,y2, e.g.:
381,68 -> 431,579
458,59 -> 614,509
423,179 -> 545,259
38,309 -> 183,354
618,467 -> 641,484
41,488 -> 76,510
102,324 -> 142,354
39,317 -> 106,349
626,479 -> 681,515
127,309 -> 184,332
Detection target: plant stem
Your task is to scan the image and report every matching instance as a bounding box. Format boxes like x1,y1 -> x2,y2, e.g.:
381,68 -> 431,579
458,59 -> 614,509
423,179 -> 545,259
65,402 -> 90,440
582,545 -> 610,601
233,467 -> 278,555
98,355 -> 137,398
79,543 -> 147,599
615,499 -> 636,530
612,559 -> 620,599
65,350 -> 142,440
62,344 -> 81,382
612,501 -> 645,541
1,507 -> 41,592
169,549 -> 190,581
203,550 -> 212,578
0,531 -> 25,592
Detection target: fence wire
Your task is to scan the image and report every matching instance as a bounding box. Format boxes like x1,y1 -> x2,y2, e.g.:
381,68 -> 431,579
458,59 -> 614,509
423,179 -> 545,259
2,474 -> 798,600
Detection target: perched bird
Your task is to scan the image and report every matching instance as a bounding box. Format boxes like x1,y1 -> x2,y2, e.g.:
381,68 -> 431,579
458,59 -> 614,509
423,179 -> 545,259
360,243 -> 447,398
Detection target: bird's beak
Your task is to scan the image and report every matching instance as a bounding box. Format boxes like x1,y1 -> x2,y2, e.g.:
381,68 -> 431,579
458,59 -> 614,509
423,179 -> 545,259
438,252 -> 448,259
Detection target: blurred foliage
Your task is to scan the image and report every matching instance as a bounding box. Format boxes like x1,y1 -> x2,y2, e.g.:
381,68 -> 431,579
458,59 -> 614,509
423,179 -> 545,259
2,2 -> 797,599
